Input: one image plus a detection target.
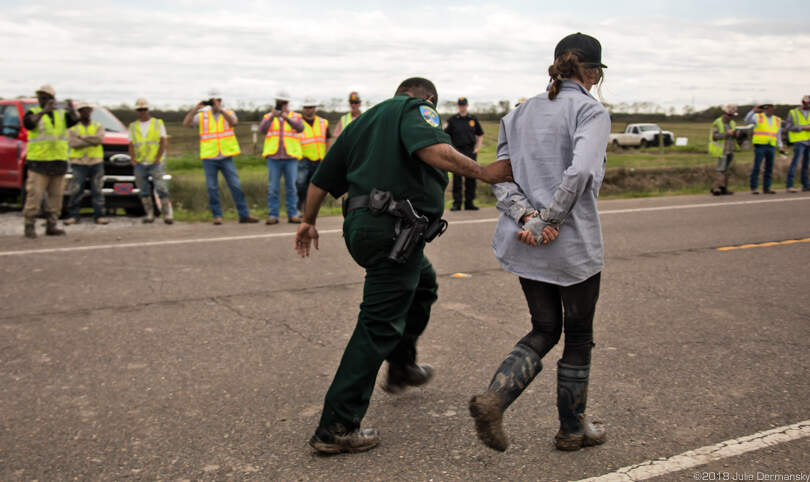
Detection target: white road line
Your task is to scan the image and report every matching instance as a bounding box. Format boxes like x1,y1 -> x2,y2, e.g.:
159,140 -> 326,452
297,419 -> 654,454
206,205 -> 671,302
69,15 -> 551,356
1,196 -> 809,257
576,419 -> 810,482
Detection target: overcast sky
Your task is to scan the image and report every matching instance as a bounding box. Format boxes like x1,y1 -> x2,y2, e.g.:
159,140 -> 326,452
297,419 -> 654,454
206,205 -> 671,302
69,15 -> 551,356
2,0 -> 808,113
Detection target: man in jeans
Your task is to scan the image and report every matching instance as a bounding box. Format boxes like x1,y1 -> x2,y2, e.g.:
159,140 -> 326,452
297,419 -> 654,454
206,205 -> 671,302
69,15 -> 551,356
259,97 -> 304,224
128,98 -> 173,224
183,89 -> 258,225
65,101 -> 108,225
744,103 -> 787,194
784,95 -> 810,193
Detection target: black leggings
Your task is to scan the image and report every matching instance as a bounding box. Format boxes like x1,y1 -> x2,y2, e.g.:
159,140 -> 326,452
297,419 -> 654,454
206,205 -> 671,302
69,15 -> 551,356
517,272 -> 601,366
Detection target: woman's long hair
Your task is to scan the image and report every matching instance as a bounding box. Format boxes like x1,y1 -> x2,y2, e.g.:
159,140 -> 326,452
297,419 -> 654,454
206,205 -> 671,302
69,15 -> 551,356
547,51 -> 604,100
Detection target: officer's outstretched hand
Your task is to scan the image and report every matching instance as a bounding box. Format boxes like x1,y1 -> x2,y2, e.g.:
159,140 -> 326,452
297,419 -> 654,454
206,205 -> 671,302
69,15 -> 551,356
295,222 -> 319,257
480,159 -> 513,184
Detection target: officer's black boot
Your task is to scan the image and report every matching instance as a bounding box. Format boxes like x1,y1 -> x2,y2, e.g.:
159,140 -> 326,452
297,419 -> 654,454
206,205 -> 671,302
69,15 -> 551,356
382,342 -> 434,394
469,344 -> 542,452
554,362 -> 606,451
309,423 -> 380,455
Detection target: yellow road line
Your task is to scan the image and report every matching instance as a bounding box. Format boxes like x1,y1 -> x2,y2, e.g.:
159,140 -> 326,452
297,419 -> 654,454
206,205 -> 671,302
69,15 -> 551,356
716,237 -> 810,251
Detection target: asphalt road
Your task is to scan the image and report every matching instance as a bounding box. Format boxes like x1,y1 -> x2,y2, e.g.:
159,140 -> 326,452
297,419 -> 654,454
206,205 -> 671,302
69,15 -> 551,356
1,193 -> 809,481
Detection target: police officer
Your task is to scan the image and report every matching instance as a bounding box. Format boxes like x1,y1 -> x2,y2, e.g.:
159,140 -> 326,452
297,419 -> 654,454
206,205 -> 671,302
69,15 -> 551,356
444,97 -> 484,210
294,77 -> 513,454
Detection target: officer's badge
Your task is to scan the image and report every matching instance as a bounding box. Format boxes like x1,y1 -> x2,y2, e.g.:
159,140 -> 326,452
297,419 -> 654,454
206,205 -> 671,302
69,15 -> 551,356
420,105 -> 440,128
468,119 -> 475,127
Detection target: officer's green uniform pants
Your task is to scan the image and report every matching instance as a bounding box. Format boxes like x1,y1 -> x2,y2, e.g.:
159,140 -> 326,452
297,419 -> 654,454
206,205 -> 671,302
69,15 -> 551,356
318,210 -> 438,430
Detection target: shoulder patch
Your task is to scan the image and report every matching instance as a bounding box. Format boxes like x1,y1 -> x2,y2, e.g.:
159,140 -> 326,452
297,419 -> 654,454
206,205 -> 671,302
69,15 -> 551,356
468,119 -> 476,127
419,105 -> 440,128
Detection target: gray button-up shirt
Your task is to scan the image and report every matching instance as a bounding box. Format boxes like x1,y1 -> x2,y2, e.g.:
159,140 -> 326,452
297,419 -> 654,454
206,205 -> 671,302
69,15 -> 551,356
492,80 -> 610,286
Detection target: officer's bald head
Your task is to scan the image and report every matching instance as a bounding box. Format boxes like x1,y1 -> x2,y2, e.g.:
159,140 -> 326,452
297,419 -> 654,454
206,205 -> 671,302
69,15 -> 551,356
396,77 -> 438,105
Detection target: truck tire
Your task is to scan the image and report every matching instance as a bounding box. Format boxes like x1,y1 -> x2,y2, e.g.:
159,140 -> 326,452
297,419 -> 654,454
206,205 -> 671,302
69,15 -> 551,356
639,139 -> 648,149
612,139 -> 621,149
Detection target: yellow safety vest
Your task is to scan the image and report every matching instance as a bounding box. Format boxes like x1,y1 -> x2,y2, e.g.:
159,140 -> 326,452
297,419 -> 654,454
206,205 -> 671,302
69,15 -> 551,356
69,121 -> 104,162
262,112 -> 303,160
198,110 -> 240,159
300,116 -> 328,161
788,108 -> 810,144
708,117 -> 736,158
752,113 -> 781,147
340,112 -> 357,132
129,118 -> 165,163
27,106 -> 68,161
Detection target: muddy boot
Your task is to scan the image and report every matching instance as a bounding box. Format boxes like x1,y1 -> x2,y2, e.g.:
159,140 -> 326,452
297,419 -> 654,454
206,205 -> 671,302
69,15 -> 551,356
24,222 -> 36,239
45,222 -> 65,236
469,344 -> 542,452
554,362 -> 606,451
141,197 -> 155,223
381,363 -> 434,394
160,197 -> 174,225
308,424 -> 380,455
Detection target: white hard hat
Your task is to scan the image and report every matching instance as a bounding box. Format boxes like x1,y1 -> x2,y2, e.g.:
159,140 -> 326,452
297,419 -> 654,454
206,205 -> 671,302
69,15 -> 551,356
134,98 -> 150,109
35,84 -> 55,97
75,101 -> 92,111
721,104 -> 738,115
207,88 -> 222,98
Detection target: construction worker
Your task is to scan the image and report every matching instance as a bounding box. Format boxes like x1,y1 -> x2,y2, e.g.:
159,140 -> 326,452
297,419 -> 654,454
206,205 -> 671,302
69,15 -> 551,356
128,98 -> 173,224
744,103 -> 786,194
183,89 -> 258,225
784,95 -> 810,193
708,104 -> 738,196
21,84 -> 79,238
259,97 -> 304,224
65,102 -> 108,225
332,91 -> 362,140
297,100 -> 331,211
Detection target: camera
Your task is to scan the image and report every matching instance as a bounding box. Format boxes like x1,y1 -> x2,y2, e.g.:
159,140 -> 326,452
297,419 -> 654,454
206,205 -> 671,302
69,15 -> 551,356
275,100 -> 285,111
201,99 -> 214,107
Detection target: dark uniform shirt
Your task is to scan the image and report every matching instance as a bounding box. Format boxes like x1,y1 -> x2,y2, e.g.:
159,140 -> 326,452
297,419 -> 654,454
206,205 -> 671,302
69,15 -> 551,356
444,113 -> 484,153
23,109 -> 79,175
312,94 -> 451,219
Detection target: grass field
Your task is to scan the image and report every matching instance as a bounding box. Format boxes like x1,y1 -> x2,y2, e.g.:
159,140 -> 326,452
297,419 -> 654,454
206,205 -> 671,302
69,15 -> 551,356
157,119 -> 785,221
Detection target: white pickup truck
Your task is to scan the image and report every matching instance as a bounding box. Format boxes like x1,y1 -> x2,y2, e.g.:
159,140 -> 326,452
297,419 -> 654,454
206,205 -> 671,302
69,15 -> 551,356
609,123 -> 674,148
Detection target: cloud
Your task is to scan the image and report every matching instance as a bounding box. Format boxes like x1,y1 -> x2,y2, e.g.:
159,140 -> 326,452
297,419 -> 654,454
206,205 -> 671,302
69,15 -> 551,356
1,1 -> 807,112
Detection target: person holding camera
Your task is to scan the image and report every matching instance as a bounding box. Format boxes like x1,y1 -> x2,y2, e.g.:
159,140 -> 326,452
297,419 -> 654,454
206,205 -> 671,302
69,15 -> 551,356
294,77 -> 513,455
258,97 -> 305,224
183,89 -> 258,224
744,102 -> 786,195
21,84 -> 79,239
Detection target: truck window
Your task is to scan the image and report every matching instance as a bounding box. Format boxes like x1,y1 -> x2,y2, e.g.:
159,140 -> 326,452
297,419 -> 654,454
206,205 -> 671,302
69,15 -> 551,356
632,127 -> 639,134
1,105 -> 21,137
91,108 -> 126,133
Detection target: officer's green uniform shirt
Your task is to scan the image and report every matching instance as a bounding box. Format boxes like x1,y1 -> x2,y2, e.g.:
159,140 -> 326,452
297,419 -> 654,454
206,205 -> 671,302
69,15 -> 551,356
311,95 -> 451,219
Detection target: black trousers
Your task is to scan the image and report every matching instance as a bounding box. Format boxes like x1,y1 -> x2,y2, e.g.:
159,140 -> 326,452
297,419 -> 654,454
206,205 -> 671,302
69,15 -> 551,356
517,272 -> 601,366
452,151 -> 477,206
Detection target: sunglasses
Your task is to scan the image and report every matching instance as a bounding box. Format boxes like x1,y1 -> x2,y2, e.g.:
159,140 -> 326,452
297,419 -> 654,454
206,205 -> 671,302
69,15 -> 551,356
349,100 -> 361,105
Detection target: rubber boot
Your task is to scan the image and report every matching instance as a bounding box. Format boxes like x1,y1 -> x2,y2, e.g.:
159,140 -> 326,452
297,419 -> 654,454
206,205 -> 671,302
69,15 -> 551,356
160,197 -> 174,225
554,362 -> 606,451
382,341 -> 434,394
24,222 -> 36,239
141,197 -> 155,223
45,222 -> 65,236
469,344 -> 542,451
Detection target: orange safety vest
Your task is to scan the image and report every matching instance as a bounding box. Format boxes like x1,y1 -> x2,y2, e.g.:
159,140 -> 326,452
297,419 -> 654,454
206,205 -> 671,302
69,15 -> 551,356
198,110 -> 240,159
752,113 -> 781,147
300,116 -> 328,161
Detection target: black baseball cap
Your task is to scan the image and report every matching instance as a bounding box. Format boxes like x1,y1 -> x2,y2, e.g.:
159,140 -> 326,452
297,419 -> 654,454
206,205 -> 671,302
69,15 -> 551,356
457,97 -> 468,105
554,32 -> 607,69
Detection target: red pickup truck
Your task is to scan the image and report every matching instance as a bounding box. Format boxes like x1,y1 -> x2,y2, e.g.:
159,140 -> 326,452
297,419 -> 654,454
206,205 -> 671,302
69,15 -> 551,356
0,98 -> 169,215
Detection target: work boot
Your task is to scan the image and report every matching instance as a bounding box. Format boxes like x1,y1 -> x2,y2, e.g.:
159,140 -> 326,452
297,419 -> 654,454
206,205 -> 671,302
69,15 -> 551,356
63,217 -> 80,225
450,204 -> 462,211
554,362 -> 606,451
381,363 -> 434,394
141,197 -> 155,223
94,217 -> 109,225
45,222 -> 65,236
469,344 -> 542,452
160,197 -> 174,224
24,223 -> 36,239
465,202 -> 479,211
308,424 -> 380,454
